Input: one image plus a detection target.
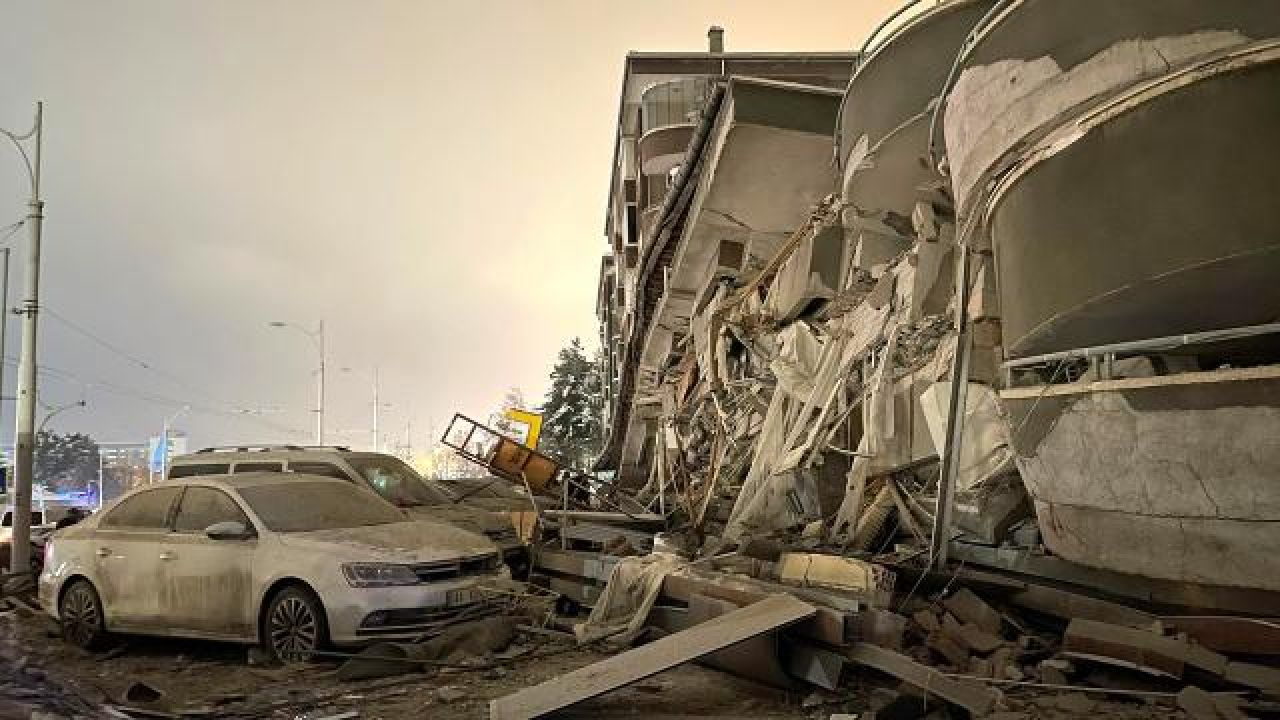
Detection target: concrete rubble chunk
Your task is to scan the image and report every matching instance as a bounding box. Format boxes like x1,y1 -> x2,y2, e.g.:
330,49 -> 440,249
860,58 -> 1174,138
776,553 -> 895,606
1064,618 -> 1228,679
1178,685 -> 1248,720
911,609 -> 941,635
925,630 -> 970,668
859,609 -> 907,650
1223,660 -> 1280,694
955,623 -> 1005,654
843,642 -> 1000,716
942,588 -> 1002,635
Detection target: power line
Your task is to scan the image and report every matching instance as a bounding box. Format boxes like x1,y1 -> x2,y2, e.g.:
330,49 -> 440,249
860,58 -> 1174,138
0,355 -> 309,438
43,305 -> 247,413
39,305 -> 312,437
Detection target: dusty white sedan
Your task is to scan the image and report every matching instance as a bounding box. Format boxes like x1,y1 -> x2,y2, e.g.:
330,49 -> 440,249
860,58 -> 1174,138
38,473 -> 507,661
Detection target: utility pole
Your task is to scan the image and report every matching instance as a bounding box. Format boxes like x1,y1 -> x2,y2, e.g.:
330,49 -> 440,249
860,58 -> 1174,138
5,103 -> 42,574
269,320 -> 325,444
317,320 -> 325,445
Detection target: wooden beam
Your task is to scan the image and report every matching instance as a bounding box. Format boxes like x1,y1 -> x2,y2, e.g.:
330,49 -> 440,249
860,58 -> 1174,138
490,595 -> 816,720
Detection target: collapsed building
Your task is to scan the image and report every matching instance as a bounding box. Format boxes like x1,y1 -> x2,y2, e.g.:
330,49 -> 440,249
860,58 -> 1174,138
594,4 -> 1280,610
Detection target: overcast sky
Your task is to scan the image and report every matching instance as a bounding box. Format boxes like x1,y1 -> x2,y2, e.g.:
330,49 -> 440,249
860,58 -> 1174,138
0,0 -> 898,452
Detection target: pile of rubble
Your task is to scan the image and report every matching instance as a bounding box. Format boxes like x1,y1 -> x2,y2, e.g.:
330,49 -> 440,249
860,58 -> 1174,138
511,544 -> 1280,719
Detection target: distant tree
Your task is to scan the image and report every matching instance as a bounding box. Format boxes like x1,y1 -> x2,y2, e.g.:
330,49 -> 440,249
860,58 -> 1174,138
538,338 -> 604,469
489,387 -> 529,440
35,431 -> 100,493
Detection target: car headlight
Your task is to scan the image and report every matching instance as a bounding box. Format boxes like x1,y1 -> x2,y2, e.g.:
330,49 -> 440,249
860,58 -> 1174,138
341,563 -> 420,588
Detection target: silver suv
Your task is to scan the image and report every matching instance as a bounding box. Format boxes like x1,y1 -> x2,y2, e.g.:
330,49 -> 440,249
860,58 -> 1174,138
167,446 -> 528,576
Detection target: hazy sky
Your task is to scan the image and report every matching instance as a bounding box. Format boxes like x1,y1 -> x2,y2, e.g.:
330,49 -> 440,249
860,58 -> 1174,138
0,0 -> 899,451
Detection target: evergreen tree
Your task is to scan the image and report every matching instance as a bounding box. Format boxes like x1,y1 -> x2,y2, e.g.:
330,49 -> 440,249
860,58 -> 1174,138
538,338 -> 603,469
35,431 -> 100,493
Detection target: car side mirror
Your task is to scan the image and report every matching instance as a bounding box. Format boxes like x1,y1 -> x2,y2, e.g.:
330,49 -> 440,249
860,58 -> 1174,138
205,520 -> 253,540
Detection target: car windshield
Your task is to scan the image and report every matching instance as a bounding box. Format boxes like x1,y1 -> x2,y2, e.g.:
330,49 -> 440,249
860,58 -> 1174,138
237,481 -> 405,532
347,456 -> 450,507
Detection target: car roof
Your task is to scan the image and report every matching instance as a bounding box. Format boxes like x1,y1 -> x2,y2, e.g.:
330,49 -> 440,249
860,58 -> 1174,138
169,448 -> 394,464
170,471 -> 352,489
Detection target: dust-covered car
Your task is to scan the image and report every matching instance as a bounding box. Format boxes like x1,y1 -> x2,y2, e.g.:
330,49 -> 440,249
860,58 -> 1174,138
166,447 -> 530,576
38,473 -> 507,661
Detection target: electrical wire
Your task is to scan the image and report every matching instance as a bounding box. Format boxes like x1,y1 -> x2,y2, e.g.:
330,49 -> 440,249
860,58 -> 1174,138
43,305 -> 252,414
0,355 -> 308,438
34,304 -> 315,437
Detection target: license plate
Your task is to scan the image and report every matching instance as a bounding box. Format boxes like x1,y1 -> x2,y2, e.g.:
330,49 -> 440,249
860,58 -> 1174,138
446,588 -> 478,606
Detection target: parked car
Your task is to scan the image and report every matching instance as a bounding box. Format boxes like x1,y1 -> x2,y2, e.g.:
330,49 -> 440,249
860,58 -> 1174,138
1,508 -> 62,573
38,473 -> 506,661
166,447 -> 530,576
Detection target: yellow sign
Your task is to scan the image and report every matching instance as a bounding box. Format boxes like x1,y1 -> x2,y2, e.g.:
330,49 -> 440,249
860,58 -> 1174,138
502,408 -> 543,449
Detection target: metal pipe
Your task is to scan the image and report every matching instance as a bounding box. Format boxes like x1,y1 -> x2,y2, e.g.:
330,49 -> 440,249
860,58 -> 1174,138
929,245 -> 973,569
1001,321 -> 1280,370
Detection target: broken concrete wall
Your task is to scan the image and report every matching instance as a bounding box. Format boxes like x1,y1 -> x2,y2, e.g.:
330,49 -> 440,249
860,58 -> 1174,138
1003,369 -> 1280,591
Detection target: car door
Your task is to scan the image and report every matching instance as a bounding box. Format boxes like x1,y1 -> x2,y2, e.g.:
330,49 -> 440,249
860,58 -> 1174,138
93,486 -> 182,631
164,485 -> 257,638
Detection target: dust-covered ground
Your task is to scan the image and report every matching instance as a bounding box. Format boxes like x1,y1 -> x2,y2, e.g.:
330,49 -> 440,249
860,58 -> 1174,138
0,609 -> 1200,719
0,609 -> 823,719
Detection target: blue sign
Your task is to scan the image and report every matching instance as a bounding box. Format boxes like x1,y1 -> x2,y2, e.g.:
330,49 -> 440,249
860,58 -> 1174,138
149,437 -> 166,473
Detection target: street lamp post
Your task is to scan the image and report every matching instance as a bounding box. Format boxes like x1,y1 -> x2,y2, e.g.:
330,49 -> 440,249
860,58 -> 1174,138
32,399 -> 85,527
341,366 -> 386,452
3,102 -> 43,574
269,320 -> 325,445
37,399 -> 86,436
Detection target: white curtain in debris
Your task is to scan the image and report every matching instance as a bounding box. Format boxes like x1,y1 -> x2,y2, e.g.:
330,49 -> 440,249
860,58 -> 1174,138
919,381 -> 1014,492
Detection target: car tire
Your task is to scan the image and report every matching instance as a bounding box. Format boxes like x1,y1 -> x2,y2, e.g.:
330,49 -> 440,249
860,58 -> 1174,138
263,585 -> 328,664
59,579 -> 107,651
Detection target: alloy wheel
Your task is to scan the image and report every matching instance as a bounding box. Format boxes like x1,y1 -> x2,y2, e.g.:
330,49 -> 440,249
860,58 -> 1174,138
61,582 -> 102,649
268,594 -> 319,662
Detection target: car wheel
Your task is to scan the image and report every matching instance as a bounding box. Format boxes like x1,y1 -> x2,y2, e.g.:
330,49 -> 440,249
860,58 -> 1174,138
264,586 -> 327,664
60,579 -> 107,651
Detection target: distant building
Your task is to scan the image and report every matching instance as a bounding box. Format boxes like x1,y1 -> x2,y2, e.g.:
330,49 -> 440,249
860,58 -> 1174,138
99,441 -> 150,494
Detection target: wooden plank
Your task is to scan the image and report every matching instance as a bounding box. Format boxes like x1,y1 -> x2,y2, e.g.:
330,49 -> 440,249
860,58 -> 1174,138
843,642 -> 999,716
489,594 -> 816,720
686,594 -> 793,688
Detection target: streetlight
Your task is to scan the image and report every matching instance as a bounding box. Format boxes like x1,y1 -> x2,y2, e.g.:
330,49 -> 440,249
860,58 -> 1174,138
37,399 -> 86,436
34,399 -> 84,524
3,102 -> 43,574
268,320 -> 325,445
340,366 -> 389,452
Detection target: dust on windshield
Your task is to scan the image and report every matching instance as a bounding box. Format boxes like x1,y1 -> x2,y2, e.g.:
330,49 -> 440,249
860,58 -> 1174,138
237,481 -> 405,532
347,456 -> 451,508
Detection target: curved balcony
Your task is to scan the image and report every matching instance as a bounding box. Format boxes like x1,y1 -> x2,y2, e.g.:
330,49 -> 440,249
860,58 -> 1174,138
941,0 -> 1280,215
638,123 -> 694,177
988,42 -> 1280,359
837,0 -> 994,219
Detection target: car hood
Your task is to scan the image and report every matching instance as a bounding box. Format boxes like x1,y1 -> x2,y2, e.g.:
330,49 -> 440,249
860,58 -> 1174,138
406,505 -> 508,534
276,520 -> 496,564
